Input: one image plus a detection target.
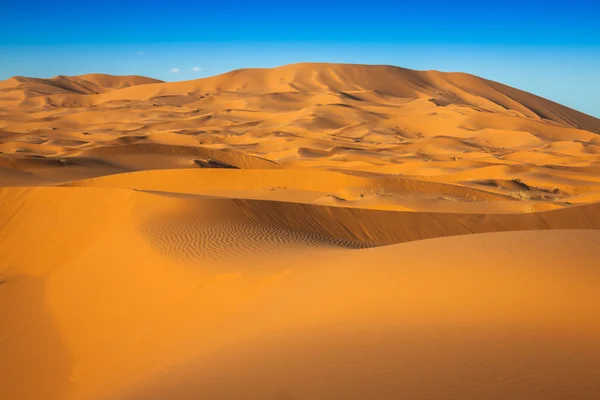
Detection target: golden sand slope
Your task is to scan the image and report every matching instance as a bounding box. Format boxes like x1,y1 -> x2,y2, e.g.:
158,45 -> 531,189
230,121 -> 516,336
1,63 -> 600,400
1,186 -> 600,400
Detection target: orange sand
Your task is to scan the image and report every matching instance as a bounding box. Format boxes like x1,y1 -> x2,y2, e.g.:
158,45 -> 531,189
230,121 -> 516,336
1,63 -> 600,399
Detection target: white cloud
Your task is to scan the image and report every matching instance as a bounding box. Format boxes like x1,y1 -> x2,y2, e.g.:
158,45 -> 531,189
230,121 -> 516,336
137,51 -> 145,55
170,67 -> 180,73
191,66 -> 205,72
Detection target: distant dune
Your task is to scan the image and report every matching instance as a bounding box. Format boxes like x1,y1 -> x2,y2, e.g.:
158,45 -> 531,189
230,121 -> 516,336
1,63 -> 600,399
0,73 -> 163,95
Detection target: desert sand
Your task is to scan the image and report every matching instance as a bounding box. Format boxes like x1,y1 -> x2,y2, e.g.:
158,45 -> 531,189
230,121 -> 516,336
1,63 -> 600,399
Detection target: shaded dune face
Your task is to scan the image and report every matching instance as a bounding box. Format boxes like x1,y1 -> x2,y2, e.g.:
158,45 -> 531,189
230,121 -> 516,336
134,191 -> 600,266
138,200 -> 370,265
1,63 -> 600,400
140,217 -> 366,260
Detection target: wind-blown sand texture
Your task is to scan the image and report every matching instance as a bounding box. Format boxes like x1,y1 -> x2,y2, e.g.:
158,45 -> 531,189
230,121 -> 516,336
1,63 -> 600,399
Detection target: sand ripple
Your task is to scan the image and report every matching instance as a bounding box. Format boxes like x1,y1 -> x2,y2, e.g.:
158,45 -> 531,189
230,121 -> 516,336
139,216 -> 370,264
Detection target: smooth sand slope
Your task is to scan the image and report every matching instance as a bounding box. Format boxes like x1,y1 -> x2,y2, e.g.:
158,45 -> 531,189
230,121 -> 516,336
1,63 -> 600,399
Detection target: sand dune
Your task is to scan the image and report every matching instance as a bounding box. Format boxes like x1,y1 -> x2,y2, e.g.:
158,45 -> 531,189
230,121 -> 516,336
0,74 -> 162,96
1,186 -> 599,399
1,63 -> 599,204
1,63 -> 600,399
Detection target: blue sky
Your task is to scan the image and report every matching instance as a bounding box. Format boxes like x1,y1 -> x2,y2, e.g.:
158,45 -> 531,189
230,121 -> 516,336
1,0 -> 599,116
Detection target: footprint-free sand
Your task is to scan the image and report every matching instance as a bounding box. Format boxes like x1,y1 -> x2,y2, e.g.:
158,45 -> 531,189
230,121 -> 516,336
1,63 -> 600,399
